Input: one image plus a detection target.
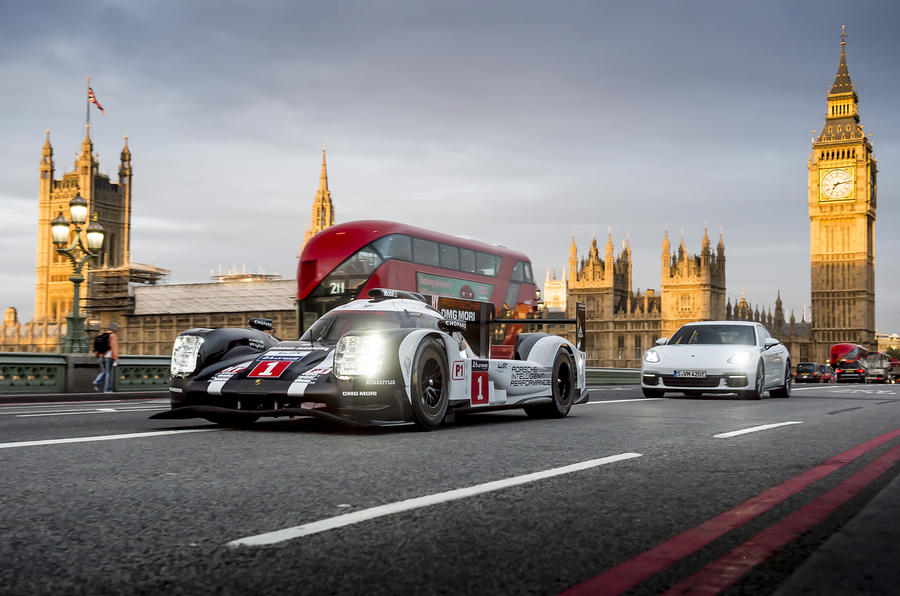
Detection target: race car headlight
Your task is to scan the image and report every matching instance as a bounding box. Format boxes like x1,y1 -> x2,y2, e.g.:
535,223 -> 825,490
171,335 -> 204,376
727,350 -> 755,365
334,334 -> 387,380
643,349 -> 660,363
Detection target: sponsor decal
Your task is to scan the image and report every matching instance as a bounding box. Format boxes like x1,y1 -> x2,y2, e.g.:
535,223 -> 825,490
452,361 -> 466,380
342,391 -> 378,397
262,349 -> 311,360
249,338 -> 266,350
440,318 -> 468,331
471,360 -> 490,405
441,309 -> 477,322
497,362 -> 509,370
209,362 -> 251,384
248,360 -> 292,378
249,318 -> 273,331
510,365 -> 551,387
286,367 -> 332,398
366,379 -> 396,386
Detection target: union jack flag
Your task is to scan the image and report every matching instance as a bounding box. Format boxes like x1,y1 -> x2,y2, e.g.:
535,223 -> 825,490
88,87 -> 105,113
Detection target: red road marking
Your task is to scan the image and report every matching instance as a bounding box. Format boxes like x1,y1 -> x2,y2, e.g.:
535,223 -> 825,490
561,428 -> 900,596
664,442 -> 900,594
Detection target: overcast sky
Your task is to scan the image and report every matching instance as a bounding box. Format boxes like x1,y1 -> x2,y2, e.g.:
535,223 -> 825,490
1,0 -> 898,332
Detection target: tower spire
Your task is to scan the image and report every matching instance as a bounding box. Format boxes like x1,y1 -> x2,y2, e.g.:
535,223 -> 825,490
319,146 -> 329,193
830,25 -> 854,95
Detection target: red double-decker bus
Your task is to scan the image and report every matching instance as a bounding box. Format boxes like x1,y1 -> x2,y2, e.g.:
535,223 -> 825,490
297,220 -> 538,333
830,343 -> 869,383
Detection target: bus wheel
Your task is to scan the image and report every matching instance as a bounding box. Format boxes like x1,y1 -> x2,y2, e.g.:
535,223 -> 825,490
525,349 -> 575,418
410,339 -> 449,430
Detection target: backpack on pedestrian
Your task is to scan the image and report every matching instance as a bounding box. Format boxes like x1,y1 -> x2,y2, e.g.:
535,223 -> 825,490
93,332 -> 110,355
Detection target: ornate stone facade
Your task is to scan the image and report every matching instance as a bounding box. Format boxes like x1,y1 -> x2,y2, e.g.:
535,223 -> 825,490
3,128 -> 167,352
565,230 -> 724,367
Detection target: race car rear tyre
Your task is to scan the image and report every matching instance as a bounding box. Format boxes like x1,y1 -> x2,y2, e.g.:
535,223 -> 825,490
525,349 -> 575,418
741,361 -> 764,400
410,338 -> 449,430
204,414 -> 259,427
770,361 -> 792,398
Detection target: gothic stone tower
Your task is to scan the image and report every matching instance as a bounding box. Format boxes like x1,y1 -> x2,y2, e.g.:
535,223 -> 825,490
567,233 -> 632,362
302,148 -> 334,250
34,126 -> 132,322
808,27 -> 876,359
660,229 -> 726,339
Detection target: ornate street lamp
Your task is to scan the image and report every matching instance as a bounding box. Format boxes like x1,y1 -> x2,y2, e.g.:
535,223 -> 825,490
51,193 -> 105,353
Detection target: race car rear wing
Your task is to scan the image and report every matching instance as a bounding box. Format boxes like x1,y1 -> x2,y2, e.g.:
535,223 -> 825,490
365,289 -> 585,359
432,295 -> 586,359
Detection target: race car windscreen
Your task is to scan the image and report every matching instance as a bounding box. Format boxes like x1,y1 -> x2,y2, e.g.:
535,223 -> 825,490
668,325 -> 756,346
300,310 -> 439,343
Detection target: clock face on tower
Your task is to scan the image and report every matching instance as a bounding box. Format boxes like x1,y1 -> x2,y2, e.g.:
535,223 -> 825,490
820,168 -> 854,200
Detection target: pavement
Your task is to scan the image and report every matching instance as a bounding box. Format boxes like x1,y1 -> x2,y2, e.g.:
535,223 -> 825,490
2,388 -> 899,594
0,390 -> 166,404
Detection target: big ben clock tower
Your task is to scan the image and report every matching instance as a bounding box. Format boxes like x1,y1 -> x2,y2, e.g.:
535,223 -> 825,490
809,26 -> 877,360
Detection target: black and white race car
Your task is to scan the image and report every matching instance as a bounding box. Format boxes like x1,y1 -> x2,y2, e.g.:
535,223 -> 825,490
151,289 -> 588,429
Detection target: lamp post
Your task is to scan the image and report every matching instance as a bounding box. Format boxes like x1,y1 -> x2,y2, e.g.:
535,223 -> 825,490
51,193 -> 105,353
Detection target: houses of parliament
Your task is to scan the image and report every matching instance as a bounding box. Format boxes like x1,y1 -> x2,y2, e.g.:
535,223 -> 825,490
1,29 -> 879,366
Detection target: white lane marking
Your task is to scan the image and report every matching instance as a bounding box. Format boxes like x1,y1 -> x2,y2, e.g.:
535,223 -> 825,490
228,452 -> 643,547
586,398 -> 666,405
16,406 -> 168,418
713,421 -> 803,438
0,428 -> 219,450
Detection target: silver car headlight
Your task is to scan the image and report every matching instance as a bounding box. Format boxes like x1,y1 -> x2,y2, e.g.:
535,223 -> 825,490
171,335 -> 204,376
643,349 -> 660,364
334,334 -> 387,380
727,350 -> 755,365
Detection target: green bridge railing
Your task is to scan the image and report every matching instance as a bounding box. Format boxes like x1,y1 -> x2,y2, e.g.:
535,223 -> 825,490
0,353 -> 638,395
0,353 -> 170,394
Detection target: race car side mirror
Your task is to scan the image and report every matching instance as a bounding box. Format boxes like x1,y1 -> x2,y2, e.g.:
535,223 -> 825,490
764,337 -> 780,349
439,319 -> 467,333
249,318 -> 274,332
655,337 -> 667,346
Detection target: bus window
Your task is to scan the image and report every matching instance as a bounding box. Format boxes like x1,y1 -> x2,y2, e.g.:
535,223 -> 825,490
503,283 -> 521,310
476,251 -> 501,276
413,238 -> 440,266
372,234 -> 412,261
333,245 -> 381,277
511,261 -> 525,282
523,262 -> 533,283
440,244 -> 460,270
311,244 -> 383,298
459,248 -> 476,273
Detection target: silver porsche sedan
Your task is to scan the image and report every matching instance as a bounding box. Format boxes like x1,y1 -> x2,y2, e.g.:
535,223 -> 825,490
640,321 -> 792,400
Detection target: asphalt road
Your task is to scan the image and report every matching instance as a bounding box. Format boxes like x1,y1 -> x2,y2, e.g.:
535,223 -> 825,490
1,383 -> 899,595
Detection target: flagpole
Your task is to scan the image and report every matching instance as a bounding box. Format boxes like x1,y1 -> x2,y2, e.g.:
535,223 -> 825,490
86,77 -> 90,128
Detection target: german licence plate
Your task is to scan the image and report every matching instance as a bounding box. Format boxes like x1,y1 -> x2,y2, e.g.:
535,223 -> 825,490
674,369 -> 707,378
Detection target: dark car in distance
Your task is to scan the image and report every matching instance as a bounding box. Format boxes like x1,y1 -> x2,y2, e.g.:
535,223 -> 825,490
818,364 -> 834,383
794,362 -> 820,383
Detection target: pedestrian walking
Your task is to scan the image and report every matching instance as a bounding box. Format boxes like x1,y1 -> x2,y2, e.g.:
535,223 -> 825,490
92,322 -> 119,393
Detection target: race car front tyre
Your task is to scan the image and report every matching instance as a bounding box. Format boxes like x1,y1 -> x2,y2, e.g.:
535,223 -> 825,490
410,338 -> 449,430
525,349 -> 575,419
204,414 -> 260,427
